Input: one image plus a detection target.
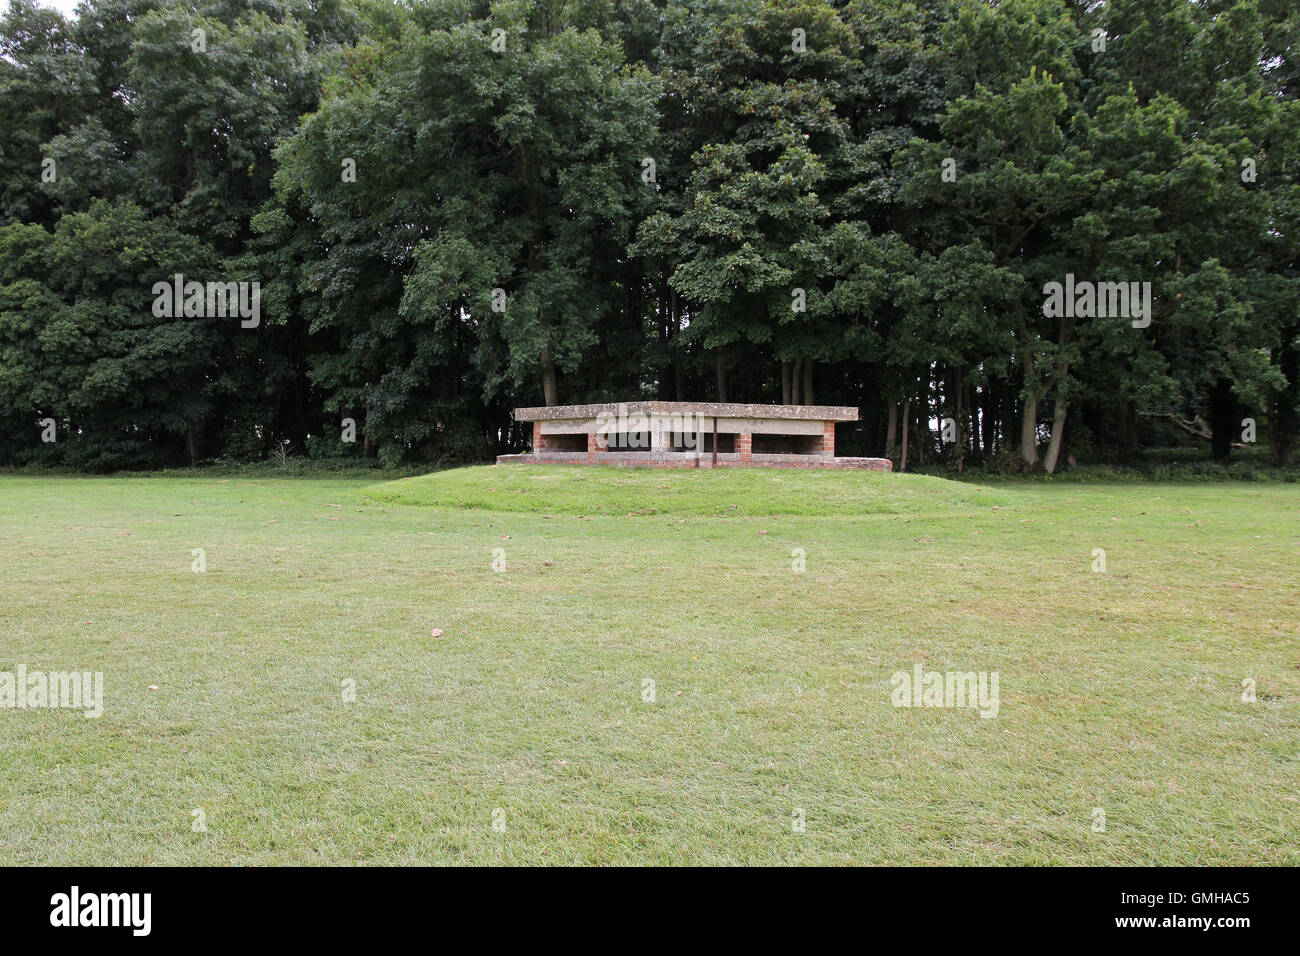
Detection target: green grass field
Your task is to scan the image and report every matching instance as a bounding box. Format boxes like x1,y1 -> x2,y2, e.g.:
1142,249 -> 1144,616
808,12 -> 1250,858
0,466 -> 1296,865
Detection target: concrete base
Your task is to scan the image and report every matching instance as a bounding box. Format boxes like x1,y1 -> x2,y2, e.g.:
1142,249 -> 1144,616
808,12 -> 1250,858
495,451 -> 893,471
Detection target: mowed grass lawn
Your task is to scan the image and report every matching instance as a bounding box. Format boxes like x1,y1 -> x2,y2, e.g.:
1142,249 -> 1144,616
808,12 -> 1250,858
0,466 -> 1296,865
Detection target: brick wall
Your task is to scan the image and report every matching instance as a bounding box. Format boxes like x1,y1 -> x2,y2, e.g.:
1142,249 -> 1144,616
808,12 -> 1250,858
497,451 -> 891,471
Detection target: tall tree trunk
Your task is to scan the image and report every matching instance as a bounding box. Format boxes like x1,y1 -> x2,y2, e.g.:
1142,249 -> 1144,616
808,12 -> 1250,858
1018,345 -> 1040,466
716,351 -> 727,402
186,424 -> 199,467
1044,393 -> 1068,474
1042,318 -> 1075,473
900,398 -> 911,472
885,400 -> 898,455
781,360 -> 792,405
540,331 -> 559,407
1042,347 -> 1071,473
802,358 -> 815,405
789,357 -> 802,405
1020,394 -> 1038,466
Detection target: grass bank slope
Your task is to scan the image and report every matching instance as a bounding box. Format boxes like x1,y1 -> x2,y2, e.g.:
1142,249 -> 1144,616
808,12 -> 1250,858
362,464 -> 1014,517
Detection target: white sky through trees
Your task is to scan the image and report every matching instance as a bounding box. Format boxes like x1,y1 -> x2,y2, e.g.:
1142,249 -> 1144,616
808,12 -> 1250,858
8,0 -> 82,17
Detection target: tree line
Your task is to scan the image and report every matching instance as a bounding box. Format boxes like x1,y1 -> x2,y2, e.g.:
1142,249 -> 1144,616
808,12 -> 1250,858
1,0 -> 1296,471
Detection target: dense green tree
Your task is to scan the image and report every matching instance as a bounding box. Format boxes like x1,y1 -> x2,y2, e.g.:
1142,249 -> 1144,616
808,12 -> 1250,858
0,0 -> 1295,469
275,0 -> 657,462
0,0 -> 96,227
0,201 -> 218,468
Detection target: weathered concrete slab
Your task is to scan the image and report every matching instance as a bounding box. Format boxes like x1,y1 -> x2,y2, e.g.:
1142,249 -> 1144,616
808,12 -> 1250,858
514,401 -> 859,422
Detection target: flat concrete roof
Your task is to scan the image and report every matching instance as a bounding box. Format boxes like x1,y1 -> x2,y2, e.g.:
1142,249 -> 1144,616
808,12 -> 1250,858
514,401 -> 859,422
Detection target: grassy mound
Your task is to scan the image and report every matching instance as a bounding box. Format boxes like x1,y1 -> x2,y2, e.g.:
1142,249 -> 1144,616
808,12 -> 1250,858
360,463 -> 1015,516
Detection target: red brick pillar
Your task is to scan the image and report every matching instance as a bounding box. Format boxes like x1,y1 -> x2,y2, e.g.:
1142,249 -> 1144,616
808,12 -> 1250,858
532,422 -> 543,453
587,431 -> 602,462
823,421 -> 835,457
738,433 -> 752,464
